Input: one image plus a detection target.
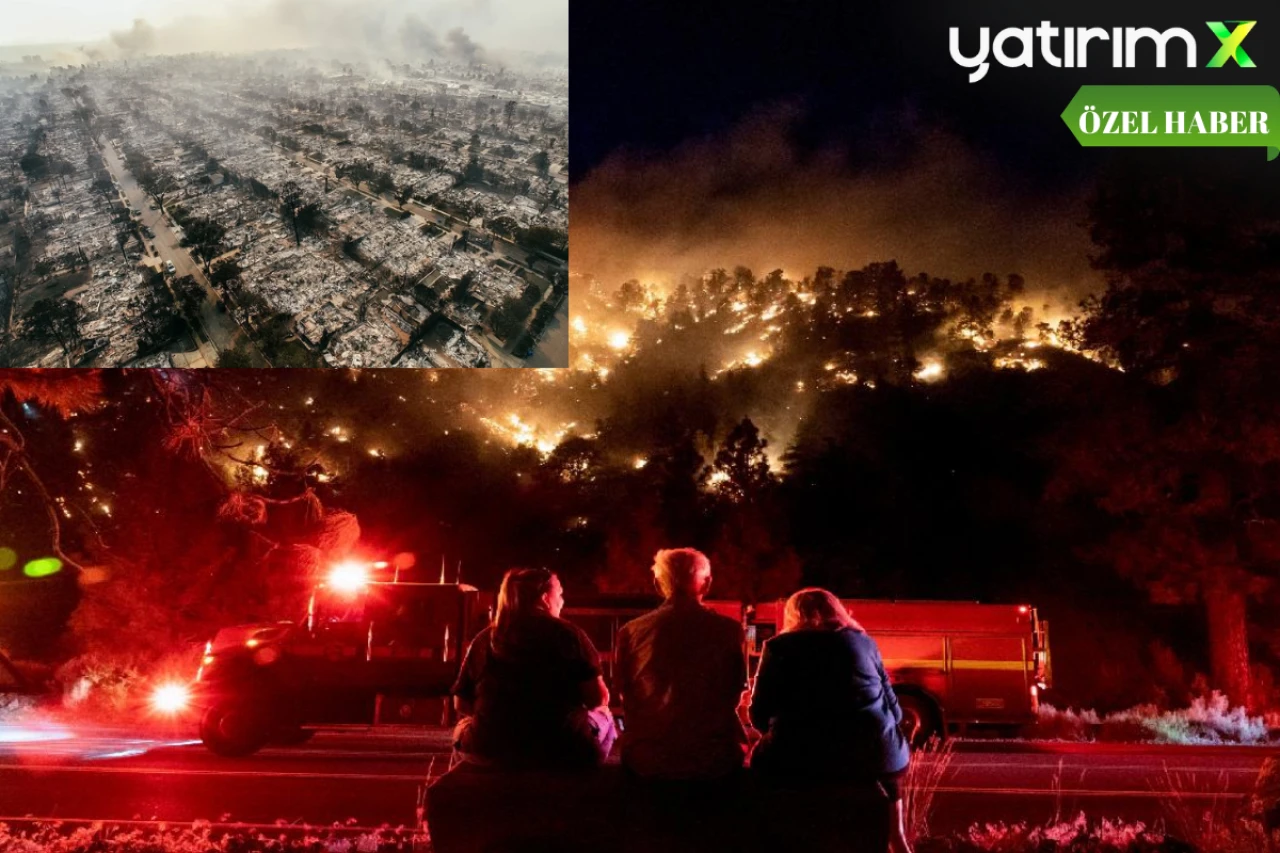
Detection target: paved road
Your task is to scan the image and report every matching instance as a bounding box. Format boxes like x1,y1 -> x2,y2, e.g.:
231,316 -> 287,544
0,723 -> 1269,836
96,137 -> 252,366
521,295 -> 568,368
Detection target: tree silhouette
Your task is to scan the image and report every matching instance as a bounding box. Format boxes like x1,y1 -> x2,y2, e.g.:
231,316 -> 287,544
172,275 -> 206,326
707,419 -> 800,602
26,298 -> 83,362
216,340 -> 255,368
135,271 -> 185,356
209,258 -> 243,290
490,296 -> 532,341
0,370 -> 103,570
1056,162 -> 1280,708
711,418 -> 772,505
179,217 -> 226,274
279,181 -> 305,247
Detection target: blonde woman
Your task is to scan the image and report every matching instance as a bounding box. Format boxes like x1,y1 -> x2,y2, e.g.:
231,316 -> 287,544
749,588 -> 912,853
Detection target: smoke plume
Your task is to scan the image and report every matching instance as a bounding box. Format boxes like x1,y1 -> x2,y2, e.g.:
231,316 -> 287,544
109,19 -> 157,55
83,0 -> 558,65
572,105 -> 1102,306
445,27 -> 484,63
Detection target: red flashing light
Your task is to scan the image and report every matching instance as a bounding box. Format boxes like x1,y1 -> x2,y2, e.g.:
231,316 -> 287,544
151,683 -> 191,714
328,561 -> 370,593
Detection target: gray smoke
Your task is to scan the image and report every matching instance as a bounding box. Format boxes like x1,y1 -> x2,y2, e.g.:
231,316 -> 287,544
401,15 -> 445,55
573,104 -> 1101,308
445,27 -> 484,63
109,19 -> 157,55
74,0 -> 560,65
396,17 -> 486,64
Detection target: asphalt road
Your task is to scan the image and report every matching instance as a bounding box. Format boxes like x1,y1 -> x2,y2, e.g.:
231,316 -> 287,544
521,295 -> 568,368
0,723 -> 1268,837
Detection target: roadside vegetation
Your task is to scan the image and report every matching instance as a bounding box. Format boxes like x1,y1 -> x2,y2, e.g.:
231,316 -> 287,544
0,822 -> 427,853
1030,693 -> 1272,745
900,740 -> 1279,852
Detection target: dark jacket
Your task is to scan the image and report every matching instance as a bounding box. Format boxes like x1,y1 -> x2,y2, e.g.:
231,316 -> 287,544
749,626 -> 909,778
615,599 -> 748,778
451,614 -> 602,767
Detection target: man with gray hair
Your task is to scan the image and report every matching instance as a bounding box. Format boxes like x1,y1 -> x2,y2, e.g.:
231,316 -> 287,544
613,548 -> 748,779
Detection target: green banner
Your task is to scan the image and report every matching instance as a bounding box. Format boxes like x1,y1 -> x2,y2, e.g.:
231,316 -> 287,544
1061,85 -> 1280,160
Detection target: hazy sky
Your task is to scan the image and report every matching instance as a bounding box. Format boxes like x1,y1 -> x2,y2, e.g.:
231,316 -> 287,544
2,0 -> 566,56
7,0 -> 212,45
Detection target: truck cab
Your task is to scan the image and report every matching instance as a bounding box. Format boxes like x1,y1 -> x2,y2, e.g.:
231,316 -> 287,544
189,575 -> 491,756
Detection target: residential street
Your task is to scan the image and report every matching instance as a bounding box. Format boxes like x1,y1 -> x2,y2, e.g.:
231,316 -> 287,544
96,135 -> 255,367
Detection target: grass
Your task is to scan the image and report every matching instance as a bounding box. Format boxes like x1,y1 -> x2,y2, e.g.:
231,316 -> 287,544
1159,767 -> 1261,853
4,760 -> 1277,853
0,822 -> 428,852
899,715 -> 1277,852
913,816 -> 1178,852
905,736 -> 955,842
1030,693 -> 1271,745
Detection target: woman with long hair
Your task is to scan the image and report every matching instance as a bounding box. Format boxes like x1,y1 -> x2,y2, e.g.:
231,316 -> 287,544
750,588 -> 912,853
452,568 -> 615,768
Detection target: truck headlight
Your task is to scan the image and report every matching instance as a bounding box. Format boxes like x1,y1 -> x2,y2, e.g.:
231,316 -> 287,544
151,683 -> 191,714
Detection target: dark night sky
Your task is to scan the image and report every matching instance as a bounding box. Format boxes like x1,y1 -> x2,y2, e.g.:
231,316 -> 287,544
572,0 -> 1279,189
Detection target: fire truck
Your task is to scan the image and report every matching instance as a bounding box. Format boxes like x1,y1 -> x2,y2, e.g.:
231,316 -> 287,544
160,561 -> 1048,755
749,599 -> 1051,744
567,597 -> 1051,746
164,561 -> 491,756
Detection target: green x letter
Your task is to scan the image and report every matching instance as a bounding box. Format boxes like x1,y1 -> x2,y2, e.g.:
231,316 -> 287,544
1206,21 -> 1257,68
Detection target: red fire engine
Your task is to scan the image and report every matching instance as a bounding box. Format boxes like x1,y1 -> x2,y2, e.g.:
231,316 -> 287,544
749,599 -> 1051,743
161,558 -> 1050,754
568,597 -> 1051,745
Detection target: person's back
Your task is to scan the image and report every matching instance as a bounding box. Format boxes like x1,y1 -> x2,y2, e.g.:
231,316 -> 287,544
748,588 -> 913,853
751,627 -> 907,775
616,598 -> 747,779
452,570 -> 613,769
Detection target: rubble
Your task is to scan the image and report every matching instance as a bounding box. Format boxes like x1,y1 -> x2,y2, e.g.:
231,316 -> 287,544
1,50 -> 567,367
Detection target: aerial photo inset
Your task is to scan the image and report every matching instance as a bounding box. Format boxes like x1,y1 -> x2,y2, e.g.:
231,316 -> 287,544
0,0 -> 568,368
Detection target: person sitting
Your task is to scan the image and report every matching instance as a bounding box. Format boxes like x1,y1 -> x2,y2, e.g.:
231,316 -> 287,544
451,567 -> 615,769
614,548 -> 748,780
749,588 -> 912,853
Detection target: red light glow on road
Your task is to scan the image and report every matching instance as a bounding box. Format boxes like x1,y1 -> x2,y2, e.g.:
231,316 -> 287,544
0,725 -> 74,743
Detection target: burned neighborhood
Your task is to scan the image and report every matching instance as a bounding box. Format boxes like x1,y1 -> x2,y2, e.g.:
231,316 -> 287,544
1,47 -> 567,368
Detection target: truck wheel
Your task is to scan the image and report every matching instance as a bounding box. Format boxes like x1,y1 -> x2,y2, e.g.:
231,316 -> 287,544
897,694 -> 942,749
200,700 -> 272,757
